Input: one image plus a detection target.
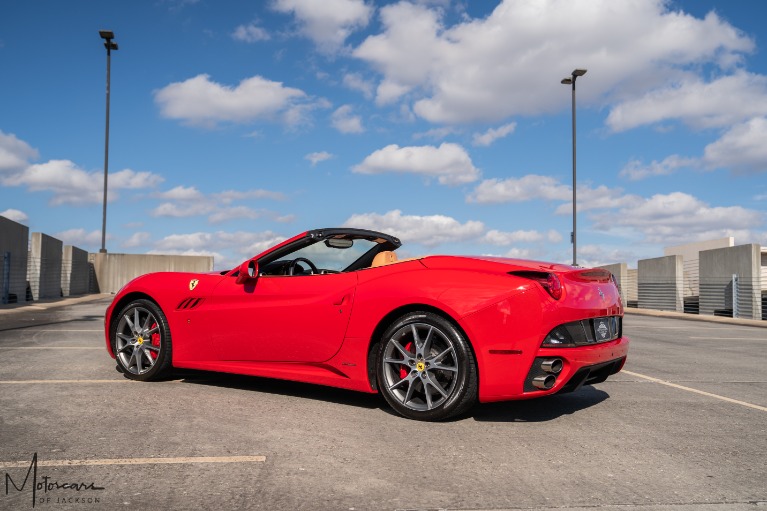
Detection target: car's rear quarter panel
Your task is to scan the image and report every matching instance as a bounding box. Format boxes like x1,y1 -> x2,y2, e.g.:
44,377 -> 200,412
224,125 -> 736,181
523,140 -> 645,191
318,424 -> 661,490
345,256 -> 628,402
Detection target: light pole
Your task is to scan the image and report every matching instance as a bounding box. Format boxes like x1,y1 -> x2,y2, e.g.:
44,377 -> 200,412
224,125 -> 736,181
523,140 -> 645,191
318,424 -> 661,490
99,30 -> 118,254
561,68 -> 586,266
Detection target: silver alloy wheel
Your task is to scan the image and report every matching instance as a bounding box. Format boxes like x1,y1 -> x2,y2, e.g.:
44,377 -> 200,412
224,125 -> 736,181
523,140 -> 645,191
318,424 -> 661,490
115,306 -> 161,375
381,322 -> 459,411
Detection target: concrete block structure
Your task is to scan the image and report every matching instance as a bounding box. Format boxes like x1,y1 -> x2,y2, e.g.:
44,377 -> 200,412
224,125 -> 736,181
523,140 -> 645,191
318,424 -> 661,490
90,252 -> 214,294
62,245 -> 90,296
28,232 -> 63,300
665,237 -> 734,298
699,244 -> 762,320
0,215 -> 30,304
638,255 -> 684,312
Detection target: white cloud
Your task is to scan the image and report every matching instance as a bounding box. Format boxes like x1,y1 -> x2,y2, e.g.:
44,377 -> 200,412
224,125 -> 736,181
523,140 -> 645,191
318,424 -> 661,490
0,208 -> 28,223
154,74 -> 307,127
412,126 -> 461,141
607,72 -> 767,132
305,151 -> 334,166
0,130 -> 38,172
150,186 -> 287,224
2,160 -> 163,206
353,0 -> 754,124
152,230 -> 287,268
343,209 -> 484,247
554,185 -> 640,215
55,228 -> 104,247
232,22 -> 270,42
331,105 -> 365,133
154,232 -> 214,251
208,206 -> 264,224
620,155 -> 697,181
342,73 -> 374,99
151,202 -> 214,218
591,192 -> 764,244
273,0 -> 373,53
353,142 -> 479,185
212,189 -> 286,203
702,117 -> 767,173
156,185 -> 204,200
472,122 -> 516,147
483,229 -> 562,245
123,232 -> 151,248
467,174 -> 570,204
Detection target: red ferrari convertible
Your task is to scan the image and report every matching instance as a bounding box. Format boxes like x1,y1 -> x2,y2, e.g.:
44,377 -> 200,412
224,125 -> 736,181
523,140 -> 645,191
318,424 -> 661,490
104,228 -> 629,420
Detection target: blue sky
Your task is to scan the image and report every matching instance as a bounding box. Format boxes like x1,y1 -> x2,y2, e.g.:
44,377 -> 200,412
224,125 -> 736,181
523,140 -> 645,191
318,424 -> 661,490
1,0 -> 766,270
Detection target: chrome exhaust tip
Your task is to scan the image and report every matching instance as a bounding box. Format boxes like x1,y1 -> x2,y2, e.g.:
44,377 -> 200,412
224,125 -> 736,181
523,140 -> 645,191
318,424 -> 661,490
532,374 -> 556,390
540,358 -> 563,374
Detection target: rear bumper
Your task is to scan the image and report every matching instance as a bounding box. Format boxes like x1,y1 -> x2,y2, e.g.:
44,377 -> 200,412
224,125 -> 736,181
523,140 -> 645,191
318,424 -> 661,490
478,336 -> 630,402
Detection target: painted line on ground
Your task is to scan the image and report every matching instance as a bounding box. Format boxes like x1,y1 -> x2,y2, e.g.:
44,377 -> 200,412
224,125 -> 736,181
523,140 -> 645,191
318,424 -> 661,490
622,370 -> 767,412
0,347 -> 101,350
689,337 -> 767,341
15,327 -> 104,334
0,379 -> 134,384
0,455 -> 266,469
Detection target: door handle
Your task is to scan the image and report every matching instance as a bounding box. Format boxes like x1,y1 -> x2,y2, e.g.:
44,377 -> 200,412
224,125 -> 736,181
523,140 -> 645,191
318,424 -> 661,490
333,294 -> 349,306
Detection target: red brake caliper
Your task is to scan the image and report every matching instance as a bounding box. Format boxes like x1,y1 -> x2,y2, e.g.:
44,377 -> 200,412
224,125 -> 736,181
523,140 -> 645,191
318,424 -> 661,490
399,342 -> 413,380
150,322 -> 160,359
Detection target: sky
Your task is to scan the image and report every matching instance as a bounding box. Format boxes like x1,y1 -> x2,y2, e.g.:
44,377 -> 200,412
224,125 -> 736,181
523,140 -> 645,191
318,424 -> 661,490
1,0 -> 766,270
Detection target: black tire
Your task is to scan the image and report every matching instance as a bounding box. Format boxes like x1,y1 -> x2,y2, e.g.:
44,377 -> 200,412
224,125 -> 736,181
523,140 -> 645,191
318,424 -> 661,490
111,299 -> 173,381
376,311 -> 477,421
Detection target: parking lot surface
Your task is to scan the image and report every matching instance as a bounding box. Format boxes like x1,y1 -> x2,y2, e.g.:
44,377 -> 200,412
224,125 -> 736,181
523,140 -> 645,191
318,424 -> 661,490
1,297 -> 765,510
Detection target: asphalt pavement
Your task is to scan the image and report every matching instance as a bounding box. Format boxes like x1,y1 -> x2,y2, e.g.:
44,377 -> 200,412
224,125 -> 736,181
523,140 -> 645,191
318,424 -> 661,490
0,297 -> 765,510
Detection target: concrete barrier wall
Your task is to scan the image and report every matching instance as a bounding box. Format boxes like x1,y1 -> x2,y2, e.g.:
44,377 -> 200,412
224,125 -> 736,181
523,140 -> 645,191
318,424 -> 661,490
0,215 -> 30,304
27,232 -> 63,300
699,244 -> 762,320
62,245 -> 90,296
638,255 -> 684,312
90,253 -> 214,294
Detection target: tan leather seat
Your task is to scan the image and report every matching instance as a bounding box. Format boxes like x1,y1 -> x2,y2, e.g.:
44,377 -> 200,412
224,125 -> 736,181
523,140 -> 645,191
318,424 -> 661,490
371,251 -> 398,267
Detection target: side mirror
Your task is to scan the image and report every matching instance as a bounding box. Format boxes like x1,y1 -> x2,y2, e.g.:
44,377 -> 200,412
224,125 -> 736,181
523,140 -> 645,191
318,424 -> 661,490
235,259 -> 259,285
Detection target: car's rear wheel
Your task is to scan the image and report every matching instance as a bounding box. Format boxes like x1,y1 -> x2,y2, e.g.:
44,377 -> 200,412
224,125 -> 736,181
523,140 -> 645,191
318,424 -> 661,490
111,299 -> 172,381
376,311 -> 477,421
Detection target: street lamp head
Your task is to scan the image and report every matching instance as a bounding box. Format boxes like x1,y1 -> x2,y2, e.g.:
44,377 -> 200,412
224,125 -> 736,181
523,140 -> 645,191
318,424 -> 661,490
99,30 -> 115,40
561,77 -> 573,85
572,68 -> 587,77
106,42 -> 118,51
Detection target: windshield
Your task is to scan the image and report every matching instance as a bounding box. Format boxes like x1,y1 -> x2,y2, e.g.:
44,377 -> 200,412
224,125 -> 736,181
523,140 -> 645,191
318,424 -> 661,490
286,238 -> 378,272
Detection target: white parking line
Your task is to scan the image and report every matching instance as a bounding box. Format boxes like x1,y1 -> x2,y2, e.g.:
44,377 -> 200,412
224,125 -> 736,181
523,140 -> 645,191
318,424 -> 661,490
0,347 -> 101,350
623,370 -> 767,412
18,329 -> 102,332
0,455 -> 266,469
688,337 -> 766,341
0,379 -> 134,384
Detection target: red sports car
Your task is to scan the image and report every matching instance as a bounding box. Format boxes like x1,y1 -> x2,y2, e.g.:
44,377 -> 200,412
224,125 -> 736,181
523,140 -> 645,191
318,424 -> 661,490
104,228 -> 629,420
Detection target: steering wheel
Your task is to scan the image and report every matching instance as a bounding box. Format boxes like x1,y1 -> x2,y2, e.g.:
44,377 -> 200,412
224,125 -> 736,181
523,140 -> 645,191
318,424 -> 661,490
287,257 -> 318,276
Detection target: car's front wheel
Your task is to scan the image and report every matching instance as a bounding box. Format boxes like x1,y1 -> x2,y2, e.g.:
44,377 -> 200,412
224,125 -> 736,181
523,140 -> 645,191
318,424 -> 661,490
111,299 -> 173,381
376,311 -> 477,421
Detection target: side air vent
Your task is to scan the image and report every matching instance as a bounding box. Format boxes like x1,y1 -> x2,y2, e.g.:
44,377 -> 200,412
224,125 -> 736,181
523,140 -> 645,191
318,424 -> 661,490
176,297 -> 204,310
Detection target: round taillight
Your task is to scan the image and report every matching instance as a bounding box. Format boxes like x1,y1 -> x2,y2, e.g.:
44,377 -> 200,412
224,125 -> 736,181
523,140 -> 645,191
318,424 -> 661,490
546,273 -> 562,300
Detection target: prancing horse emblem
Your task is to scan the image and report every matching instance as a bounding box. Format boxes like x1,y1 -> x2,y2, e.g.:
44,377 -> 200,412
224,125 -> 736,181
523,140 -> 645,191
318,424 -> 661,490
598,287 -> 605,299
189,279 -> 199,291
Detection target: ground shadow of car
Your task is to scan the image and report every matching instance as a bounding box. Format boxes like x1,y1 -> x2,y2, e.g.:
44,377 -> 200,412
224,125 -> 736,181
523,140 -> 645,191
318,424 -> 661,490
171,369 -> 383,411
471,385 -> 610,423
143,368 -> 609,422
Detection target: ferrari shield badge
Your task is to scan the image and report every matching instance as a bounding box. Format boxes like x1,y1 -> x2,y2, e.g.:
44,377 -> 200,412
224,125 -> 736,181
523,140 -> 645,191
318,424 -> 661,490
189,279 -> 199,291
